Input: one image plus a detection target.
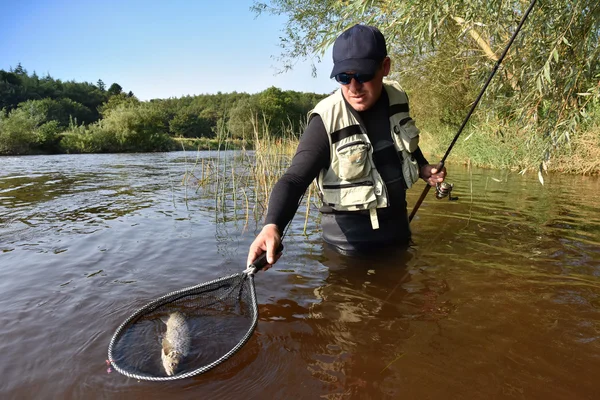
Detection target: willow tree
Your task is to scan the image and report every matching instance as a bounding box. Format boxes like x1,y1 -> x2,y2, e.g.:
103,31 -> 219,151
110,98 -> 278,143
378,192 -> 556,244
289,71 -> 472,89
253,0 -> 600,172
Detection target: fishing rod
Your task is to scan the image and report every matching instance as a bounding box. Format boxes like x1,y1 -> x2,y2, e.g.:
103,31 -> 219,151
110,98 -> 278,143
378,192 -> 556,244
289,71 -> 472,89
408,0 -> 538,222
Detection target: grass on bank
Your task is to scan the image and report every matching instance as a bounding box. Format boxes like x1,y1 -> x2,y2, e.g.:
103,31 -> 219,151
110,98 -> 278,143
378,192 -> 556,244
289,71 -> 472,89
174,137 -> 251,151
418,117 -> 600,176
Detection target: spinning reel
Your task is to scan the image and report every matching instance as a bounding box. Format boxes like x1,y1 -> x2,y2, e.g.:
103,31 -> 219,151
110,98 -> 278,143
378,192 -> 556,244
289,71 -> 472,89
435,181 -> 458,201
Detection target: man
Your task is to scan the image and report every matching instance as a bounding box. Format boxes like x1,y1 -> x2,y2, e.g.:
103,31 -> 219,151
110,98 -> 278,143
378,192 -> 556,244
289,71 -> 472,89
247,24 -> 446,267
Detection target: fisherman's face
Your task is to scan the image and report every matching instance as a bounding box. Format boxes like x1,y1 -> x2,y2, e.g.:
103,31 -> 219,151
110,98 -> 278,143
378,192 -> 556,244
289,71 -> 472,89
340,57 -> 391,112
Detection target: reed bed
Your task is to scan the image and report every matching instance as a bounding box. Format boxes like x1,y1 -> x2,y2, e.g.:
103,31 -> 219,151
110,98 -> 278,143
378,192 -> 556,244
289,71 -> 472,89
183,114 -> 320,233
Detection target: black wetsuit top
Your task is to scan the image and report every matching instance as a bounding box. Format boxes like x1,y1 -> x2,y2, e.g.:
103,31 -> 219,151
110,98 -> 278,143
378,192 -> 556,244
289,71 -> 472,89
265,91 -> 428,253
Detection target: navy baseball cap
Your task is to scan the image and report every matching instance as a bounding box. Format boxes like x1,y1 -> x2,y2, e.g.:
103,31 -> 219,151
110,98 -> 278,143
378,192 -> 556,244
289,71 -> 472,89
330,24 -> 387,78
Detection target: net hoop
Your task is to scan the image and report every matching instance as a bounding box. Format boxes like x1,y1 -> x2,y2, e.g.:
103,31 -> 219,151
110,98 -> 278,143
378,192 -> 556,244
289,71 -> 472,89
107,272 -> 258,381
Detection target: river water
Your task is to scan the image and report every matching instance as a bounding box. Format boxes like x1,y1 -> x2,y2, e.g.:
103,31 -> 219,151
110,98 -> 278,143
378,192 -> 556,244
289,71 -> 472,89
1,151 -> 599,399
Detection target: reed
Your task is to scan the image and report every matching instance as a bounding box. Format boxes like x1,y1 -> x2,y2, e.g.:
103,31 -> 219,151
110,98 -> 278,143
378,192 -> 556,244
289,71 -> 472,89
188,113 -> 320,232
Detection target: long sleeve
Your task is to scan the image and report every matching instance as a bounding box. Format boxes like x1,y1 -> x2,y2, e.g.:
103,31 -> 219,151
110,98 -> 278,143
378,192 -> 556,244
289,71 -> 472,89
264,115 -> 330,231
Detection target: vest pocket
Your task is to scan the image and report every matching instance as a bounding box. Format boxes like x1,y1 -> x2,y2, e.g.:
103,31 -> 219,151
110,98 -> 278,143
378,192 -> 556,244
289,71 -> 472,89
322,181 -> 377,208
402,151 -> 420,189
336,141 -> 371,180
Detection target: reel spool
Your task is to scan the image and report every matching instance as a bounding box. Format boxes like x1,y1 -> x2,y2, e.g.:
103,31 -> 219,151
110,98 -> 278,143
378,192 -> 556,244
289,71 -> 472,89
435,182 -> 458,201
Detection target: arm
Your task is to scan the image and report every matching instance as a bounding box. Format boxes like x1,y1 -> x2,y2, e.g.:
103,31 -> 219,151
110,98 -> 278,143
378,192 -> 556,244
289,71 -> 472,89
247,115 -> 330,268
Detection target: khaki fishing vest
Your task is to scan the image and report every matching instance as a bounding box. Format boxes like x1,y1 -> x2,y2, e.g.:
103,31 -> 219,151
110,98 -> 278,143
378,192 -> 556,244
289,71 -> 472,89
308,79 -> 420,229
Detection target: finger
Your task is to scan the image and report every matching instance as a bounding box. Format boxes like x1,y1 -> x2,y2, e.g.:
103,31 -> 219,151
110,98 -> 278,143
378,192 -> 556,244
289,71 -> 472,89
266,240 -> 276,265
430,168 -> 438,175
247,242 -> 263,267
263,252 -> 282,271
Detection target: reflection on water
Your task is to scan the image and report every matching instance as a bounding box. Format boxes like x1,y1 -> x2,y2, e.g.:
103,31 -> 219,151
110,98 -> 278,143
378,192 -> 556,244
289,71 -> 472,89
0,152 -> 599,399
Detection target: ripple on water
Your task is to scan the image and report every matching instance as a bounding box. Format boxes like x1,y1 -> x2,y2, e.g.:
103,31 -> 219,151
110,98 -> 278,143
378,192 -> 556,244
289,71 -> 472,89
2,156 -> 600,399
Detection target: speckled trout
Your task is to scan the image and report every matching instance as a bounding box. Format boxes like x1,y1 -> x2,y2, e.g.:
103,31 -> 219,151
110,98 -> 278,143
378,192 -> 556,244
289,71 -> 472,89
161,312 -> 191,376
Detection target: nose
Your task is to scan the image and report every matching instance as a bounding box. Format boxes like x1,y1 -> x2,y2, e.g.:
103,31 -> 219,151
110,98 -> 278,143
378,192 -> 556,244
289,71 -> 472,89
348,77 -> 363,92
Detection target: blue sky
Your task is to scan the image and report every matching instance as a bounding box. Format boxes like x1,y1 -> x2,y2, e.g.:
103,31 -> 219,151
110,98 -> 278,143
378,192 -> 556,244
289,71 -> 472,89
0,0 -> 338,100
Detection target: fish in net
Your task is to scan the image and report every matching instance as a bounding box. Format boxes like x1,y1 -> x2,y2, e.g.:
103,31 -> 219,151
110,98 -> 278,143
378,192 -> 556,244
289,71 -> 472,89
108,268 -> 261,381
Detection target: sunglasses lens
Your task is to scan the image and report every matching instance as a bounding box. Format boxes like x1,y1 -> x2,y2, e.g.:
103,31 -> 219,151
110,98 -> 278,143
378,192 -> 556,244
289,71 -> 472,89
335,73 -> 375,84
335,73 -> 352,84
356,73 -> 374,83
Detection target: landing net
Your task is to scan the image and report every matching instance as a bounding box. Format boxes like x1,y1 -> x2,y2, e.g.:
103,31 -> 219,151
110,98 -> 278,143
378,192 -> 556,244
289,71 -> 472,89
107,272 -> 257,381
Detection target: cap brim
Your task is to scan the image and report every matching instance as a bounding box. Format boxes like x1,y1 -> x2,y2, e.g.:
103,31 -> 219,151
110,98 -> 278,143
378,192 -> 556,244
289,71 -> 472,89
330,58 -> 380,78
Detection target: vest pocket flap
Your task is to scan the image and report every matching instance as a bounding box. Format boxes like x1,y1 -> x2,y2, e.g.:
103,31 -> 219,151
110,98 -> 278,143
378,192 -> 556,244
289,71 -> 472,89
399,120 -> 420,153
336,141 -> 371,180
322,182 -> 376,207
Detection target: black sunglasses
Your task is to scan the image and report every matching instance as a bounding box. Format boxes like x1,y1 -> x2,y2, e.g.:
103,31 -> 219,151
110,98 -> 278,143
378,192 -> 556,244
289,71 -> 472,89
334,72 -> 376,85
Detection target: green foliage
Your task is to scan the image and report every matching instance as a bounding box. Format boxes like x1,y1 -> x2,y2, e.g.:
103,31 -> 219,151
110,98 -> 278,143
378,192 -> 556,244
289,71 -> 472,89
17,98 -> 94,126
99,102 -> 173,152
169,109 -> 215,138
0,105 -> 62,154
0,66 -> 110,122
35,120 -> 62,152
59,122 -> 118,153
0,65 -> 326,155
175,137 -> 250,151
227,86 -> 324,139
99,93 -> 141,116
253,0 -> 600,168
108,83 -> 123,96
0,108 -> 38,154
228,96 -> 259,139
61,109 -> 174,154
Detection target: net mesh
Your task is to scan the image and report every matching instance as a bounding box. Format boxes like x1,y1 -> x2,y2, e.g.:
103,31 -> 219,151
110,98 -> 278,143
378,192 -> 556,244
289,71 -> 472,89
108,272 -> 258,381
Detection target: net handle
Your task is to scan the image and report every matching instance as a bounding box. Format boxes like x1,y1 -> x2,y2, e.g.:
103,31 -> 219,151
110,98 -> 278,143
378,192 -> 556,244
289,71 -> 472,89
247,243 -> 284,273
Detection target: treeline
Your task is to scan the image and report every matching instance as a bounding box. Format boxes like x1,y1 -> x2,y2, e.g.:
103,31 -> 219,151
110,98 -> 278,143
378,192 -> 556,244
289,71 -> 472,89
0,64 -> 327,155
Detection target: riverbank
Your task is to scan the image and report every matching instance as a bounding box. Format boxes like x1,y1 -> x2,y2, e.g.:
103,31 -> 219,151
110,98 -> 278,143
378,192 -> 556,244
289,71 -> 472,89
418,122 -> 600,176
2,125 -> 599,176
173,137 -> 251,151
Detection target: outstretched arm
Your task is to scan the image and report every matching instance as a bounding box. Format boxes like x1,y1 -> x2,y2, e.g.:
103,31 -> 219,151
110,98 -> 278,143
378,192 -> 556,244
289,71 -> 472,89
246,115 -> 330,268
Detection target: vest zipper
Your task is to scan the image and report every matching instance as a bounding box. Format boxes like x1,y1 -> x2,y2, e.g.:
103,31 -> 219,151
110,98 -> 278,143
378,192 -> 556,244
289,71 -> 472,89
337,140 -> 370,152
323,181 -> 374,189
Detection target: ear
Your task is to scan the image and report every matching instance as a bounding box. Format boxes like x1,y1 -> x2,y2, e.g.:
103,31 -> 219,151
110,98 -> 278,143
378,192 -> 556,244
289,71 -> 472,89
382,57 -> 391,76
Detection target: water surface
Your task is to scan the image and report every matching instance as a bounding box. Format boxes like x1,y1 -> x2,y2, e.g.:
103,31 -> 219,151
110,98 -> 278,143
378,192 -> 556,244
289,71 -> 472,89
1,152 -> 599,399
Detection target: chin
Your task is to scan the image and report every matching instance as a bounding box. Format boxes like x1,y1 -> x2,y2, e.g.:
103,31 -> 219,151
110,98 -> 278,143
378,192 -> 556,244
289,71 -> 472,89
349,100 -> 372,111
